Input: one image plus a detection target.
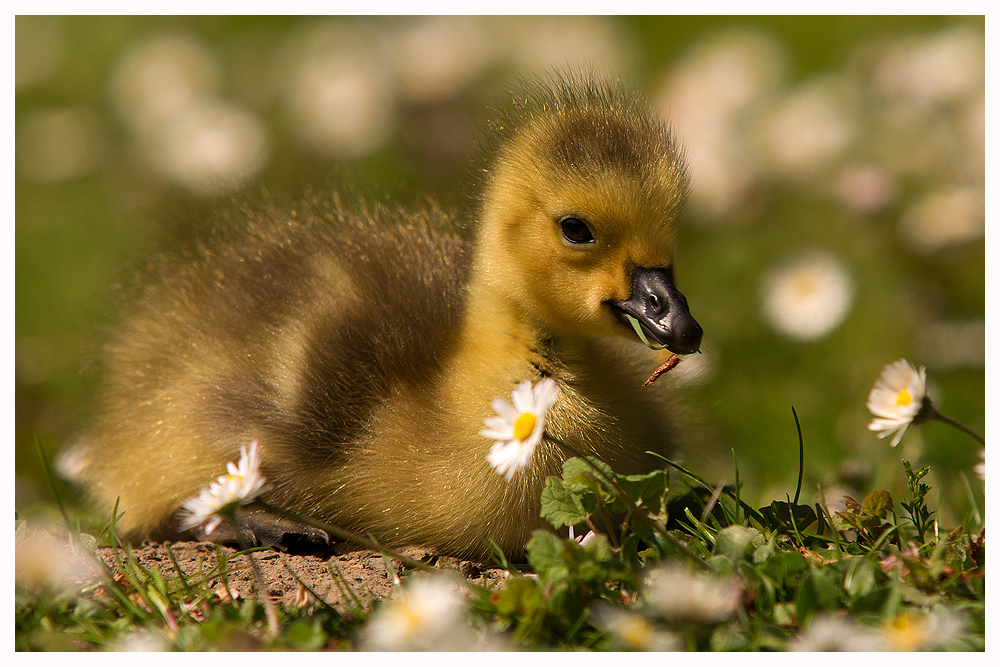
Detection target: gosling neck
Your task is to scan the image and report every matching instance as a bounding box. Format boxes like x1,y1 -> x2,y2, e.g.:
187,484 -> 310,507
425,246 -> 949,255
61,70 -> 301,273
460,240 -> 581,382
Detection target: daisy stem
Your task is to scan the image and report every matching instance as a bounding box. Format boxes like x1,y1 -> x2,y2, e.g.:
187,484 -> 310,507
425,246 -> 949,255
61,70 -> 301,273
251,500 -> 447,578
226,515 -> 279,640
546,435 -> 708,570
930,409 -> 984,445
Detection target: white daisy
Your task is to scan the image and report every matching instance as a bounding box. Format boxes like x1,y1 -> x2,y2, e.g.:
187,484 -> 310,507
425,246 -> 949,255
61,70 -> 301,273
177,440 -> 272,534
481,378 -> 559,480
881,608 -> 967,651
974,449 -> 985,481
788,614 -> 886,652
644,564 -> 743,624
866,359 -> 929,447
591,603 -> 681,651
15,529 -> 98,594
363,575 -> 467,651
761,251 -> 855,341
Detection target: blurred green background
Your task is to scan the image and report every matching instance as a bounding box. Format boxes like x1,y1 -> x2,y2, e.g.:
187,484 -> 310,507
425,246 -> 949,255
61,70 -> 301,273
16,16 -> 984,529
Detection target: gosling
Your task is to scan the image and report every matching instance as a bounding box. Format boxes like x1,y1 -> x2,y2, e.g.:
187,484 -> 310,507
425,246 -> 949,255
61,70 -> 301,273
61,76 -> 703,558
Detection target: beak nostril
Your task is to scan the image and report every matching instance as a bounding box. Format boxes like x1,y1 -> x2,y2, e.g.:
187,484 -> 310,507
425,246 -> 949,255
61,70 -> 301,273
613,266 -> 701,353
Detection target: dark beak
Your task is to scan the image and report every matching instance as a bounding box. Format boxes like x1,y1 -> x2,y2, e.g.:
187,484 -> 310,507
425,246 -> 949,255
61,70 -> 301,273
608,266 -> 703,355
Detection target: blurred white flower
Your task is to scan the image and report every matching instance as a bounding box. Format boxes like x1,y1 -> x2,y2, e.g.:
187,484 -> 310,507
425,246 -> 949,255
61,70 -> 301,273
654,30 -> 785,220
789,614 -> 886,651
15,529 -> 97,594
151,100 -> 269,196
284,25 -> 396,158
644,564 -> 742,624
482,378 -> 559,480
866,359 -> 928,447
591,603 -> 681,651
389,16 -> 493,103
753,76 -> 858,180
363,575 -> 468,651
873,27 -> 984,107
660,29 -> 786,117
761,252 -> 855,341
17,107 -> 104,183
114,629 -> 172,652
833,163 -> 897,214
899,185 -> 984,254
177,440 -> 272,535
111,32 -> 219,135
505,16 -> 631,73
973,449 -> 985,481
881,608 -> 967,651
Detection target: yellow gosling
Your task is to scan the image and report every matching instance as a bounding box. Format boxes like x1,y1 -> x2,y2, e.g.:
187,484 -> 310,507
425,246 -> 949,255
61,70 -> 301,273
61,74 -> 702,558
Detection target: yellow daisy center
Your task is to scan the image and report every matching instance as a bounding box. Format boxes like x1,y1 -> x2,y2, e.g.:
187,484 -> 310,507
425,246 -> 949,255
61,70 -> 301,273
790,271 -> 820,298
618,616 -> 654,650
393,604 -> 425,640
886,612 -> 924,651
513,412 -> 537,441
896,389 -> 912,407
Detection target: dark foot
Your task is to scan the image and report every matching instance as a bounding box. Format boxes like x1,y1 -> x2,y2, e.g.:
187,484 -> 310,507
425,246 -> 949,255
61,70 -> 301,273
193,510 -> 331,554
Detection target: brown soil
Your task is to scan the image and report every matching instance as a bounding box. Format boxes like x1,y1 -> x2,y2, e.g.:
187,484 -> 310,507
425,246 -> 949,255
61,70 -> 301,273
96,541 -> 509,612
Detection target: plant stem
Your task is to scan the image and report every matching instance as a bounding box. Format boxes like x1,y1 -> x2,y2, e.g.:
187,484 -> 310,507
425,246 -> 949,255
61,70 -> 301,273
930,409 -> 984,444
252,500 -> 463,581
227,515 -> 279,640
791,407 -> 804,505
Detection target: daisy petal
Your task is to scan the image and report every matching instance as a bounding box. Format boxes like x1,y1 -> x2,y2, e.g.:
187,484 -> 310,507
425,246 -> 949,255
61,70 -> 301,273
865,359 -> 928,448
481,378 -> 560,481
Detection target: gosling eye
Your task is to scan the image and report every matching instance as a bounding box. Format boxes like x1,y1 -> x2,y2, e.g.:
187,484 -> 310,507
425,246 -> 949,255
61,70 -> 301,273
560,216 -> 596,245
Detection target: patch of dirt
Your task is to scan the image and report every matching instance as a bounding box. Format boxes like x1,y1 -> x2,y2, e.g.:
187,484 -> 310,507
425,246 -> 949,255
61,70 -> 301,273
96,541 -> 509,611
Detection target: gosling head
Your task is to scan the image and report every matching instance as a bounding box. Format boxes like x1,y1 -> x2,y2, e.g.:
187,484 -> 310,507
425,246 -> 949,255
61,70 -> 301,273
478,77 -> 703,354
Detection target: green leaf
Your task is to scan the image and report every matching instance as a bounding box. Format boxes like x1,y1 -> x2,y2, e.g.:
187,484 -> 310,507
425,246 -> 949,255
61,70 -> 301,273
861,490 -> 894,519
772,601 -> 797,627
539,476 -> 589,528
795,569 -> 837,622
713,525 -> 763,562
843,557 -> 877,601
580,531 -> 613,563
562,457 -> 615,493
494,577 -> 544,616
760,549 -> 808,585
525,530 -> 569,584
833,512 -> 861,532
752,537 -> 776,565
851,587 -> 891,613
617,469 -> 669,513
624,312 -> 670,350
710,623 -> 749,651
283,618 -> 328,651
620,533 -> 642,568
759,501 -> 817,534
